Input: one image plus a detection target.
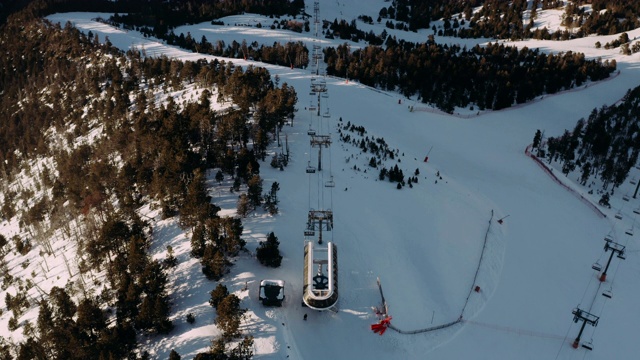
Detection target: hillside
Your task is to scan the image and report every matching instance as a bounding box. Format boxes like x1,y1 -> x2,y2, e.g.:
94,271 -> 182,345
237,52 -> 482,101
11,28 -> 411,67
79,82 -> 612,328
1,1 -> 640,359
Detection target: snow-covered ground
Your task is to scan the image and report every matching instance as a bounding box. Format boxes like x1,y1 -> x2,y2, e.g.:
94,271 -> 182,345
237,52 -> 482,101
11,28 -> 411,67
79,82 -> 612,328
5,3 -> 637,359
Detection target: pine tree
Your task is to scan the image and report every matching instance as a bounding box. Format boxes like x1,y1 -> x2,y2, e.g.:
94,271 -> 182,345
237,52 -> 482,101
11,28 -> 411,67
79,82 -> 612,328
191,224 -> 207,258
76,298 -> 106,343
256,232 -> 282,267
180,168 -> 213,229
246,174 -> 263,207
215,294 -> 245,339
209,284 -> 229,309
169,349 -> 181,360
532,129 -> 542,149
164,245 -> 178,268
237,194 -> 251,218
210,338 -> 227,359
202,245 -> 229,281
269,182 -> 280,204
379,167 -> 388,181
215,170 -> 224,184
230,336 -> 254,360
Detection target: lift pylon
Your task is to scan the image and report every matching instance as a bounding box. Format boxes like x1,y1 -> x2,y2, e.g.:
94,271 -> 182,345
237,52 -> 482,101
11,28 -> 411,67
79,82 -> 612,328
571,308 -> 599,349
599,238 -> 625,282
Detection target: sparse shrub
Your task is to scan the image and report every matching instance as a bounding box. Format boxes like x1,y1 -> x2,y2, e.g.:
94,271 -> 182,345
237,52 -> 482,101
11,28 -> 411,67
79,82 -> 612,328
13,235 -> 31,256
164,245 -> 178,268
7,317 -> 18,331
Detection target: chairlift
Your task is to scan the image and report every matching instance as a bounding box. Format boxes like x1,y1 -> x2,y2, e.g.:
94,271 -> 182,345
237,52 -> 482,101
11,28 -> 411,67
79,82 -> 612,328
634,207 -> 640,215
306,166 -> 317,174
304,229 -> 315,236
604,234 -> 614,242
617,252 -> 626,260
615,211 -> 623,220
309,106 -> 317,111
591,262 -> 602,272
323,112 -> 331,118
602,289 -> 612,299
581,340 -> 594,351
310,92 -> 316,96
325,176 -> 335,188
623,194 -> 630,201
321,92 -> 329,98
631,177 -> 637,185
308,127 -> 316,136
625,228 -> 634,236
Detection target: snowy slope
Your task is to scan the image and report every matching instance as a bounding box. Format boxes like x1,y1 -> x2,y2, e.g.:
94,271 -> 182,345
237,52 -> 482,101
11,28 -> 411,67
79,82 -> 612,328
30,5 -> 640,359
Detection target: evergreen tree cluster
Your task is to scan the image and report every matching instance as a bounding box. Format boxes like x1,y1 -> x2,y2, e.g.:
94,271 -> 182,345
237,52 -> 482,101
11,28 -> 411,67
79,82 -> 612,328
338,120 -> 418,189
26,286 -> 138,359
538,85 -> 640,190
369,1 -> 640,42
339,121 -> 398,161
0,4 -> 296,358
158,34 -> 310,69
324,18 -> 385,45
109,0 -> 304,38
191,217 -> 245,280
460,0 -> 640,41
326,40 -> 616,112
375,0 -> 482,33
199,286 -> 253,359
573,0 -> 640,37
0,14 -> 297,224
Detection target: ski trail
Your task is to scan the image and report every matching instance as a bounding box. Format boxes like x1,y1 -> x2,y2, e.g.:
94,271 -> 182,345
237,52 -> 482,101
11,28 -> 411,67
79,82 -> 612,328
279,305 -> 303,359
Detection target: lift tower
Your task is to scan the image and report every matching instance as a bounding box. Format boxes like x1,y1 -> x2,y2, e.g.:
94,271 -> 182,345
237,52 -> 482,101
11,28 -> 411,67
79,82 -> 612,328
599,238 -> 625,282
571,308 -> 599,349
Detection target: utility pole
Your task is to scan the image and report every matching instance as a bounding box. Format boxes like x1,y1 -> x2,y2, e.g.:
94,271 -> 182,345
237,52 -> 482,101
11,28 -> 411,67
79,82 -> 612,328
571,308 -> 599,349
599,238 -> 625,282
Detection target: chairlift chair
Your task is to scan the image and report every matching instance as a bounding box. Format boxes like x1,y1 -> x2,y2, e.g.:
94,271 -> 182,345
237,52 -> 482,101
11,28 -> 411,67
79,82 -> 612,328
604,234 -> 614,242
308,127 -> 316,136
304,229 -> 315,236
581,340 -> 594,351
602,289 -> 612,299
306,161 -> 316,173
625,228 -> 634,236
615,211 -> 623,220
631,177 -> 637,185
591,262 -> 602,272
325,176 -> 335,188
634,207 -> 640,215
623,194 -> 630,201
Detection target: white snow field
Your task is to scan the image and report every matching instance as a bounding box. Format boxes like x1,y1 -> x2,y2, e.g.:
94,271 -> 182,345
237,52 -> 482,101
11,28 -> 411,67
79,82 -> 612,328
7,3 -> 637,359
